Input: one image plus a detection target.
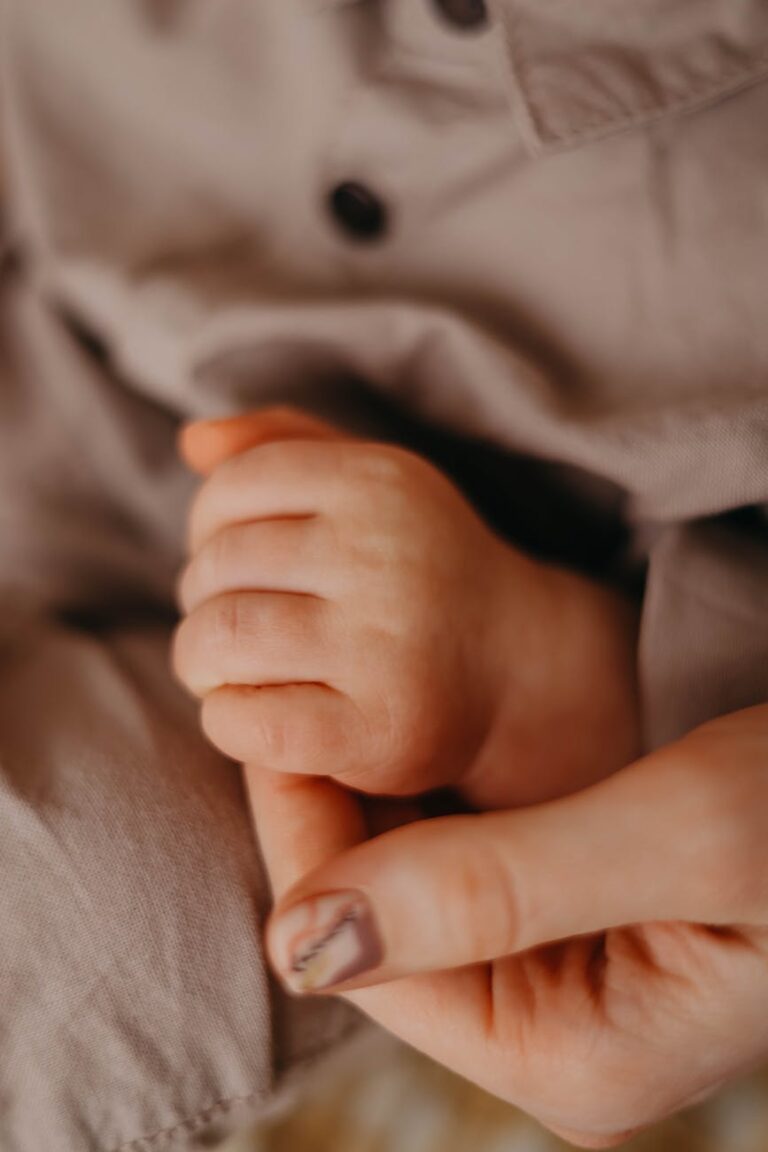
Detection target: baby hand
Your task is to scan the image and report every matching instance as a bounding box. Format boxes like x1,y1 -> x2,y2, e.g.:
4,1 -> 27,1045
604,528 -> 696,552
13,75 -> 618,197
174,410 -> 640,805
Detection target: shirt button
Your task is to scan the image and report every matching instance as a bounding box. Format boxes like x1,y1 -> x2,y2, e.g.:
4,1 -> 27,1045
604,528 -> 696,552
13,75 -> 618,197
432,0 -> 488,30
328,182 -> 389,243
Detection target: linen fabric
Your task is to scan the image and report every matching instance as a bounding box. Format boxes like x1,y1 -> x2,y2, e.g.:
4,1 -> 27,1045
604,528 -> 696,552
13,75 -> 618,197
0,1 -> 767,1147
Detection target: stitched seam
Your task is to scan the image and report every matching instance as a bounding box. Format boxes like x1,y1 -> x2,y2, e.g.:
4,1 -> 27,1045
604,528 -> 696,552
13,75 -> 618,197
507,5 -> 768,138
109,1089 -> 268,1152
501,0 -> 548,143
108,1018 -> 364,1149
544,53 -> 768,144
501,4 -> 768,148
487,9 -> 540,151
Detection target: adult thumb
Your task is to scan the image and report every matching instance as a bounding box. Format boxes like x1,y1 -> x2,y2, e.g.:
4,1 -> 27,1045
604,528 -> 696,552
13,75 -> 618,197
265,723 -> 764,995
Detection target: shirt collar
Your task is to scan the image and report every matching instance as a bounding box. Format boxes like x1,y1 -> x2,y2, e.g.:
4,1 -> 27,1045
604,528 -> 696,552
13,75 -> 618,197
489,0 -> 768,150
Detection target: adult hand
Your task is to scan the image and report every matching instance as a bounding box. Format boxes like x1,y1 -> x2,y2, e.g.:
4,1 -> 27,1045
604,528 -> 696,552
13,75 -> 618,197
258,705 -> 768,1148
179,410 -> 768,1144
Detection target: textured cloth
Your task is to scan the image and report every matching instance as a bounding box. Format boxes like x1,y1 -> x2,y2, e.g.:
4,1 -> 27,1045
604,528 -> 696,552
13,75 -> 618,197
0,0 -> 767,1149
0,272 -> 358,1152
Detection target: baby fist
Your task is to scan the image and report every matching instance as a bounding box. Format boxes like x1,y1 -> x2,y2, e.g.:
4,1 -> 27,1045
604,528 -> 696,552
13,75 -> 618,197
173,414 -> 526,795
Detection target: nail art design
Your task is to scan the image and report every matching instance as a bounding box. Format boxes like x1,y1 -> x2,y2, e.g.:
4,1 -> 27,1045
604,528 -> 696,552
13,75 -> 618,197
271,890 -> 383,994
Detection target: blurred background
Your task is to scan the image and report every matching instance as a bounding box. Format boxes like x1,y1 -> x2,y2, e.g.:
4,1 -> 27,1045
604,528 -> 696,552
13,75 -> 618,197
223,1035 -> 768,1152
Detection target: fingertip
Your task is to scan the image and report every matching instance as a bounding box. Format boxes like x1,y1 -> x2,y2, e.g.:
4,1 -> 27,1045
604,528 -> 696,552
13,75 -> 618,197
178,420 -> 216,475
177,421 -> 200,470
267,885 -> 385,996
178,418 -> 244,476
179,408 -> 344,475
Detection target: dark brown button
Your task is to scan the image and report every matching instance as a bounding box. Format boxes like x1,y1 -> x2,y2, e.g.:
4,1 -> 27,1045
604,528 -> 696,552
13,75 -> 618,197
432,0 -> 488,30
329,182 -> 389,242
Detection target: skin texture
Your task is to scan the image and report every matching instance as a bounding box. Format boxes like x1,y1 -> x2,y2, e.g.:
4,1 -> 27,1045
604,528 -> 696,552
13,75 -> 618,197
175,411 -> 768,1146
175,408 -> 640,809
256,706 -> 768,1149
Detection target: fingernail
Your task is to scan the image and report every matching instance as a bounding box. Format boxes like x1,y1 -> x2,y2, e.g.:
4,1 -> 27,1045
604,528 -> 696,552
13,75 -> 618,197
270,890 -> 383,994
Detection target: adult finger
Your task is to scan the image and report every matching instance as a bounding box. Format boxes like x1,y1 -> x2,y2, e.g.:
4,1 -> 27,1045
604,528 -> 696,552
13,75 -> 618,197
265,709 -> 768,993
245,766 -> 366,898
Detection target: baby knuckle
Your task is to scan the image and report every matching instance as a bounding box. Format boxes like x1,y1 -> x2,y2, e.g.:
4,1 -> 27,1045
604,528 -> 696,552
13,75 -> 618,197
344,443 -> 416,491
207,525 -> 235,577
212,592 -> 278,657
210,594 -> 244,653
248,696 -> 349,775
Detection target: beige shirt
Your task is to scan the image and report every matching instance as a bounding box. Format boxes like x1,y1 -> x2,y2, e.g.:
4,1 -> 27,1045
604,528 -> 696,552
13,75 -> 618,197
0,4 -> 767,1148
2,0 -> 767,498
1,0 -> 766,743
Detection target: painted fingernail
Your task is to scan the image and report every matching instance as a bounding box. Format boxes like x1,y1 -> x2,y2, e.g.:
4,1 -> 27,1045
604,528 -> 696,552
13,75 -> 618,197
270,890 -> 383,994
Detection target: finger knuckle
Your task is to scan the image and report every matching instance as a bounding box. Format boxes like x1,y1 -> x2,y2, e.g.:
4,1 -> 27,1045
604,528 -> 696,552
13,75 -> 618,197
674,751 -> 763,913
439,821 -> 523,959
344,443 -> 417,491
199,693 -> 241,760
223,588 -> 292,649
207,524 -> 243,587
210,593 -> 245,655
248,700 -> 344,773
201,689 -> 291,765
